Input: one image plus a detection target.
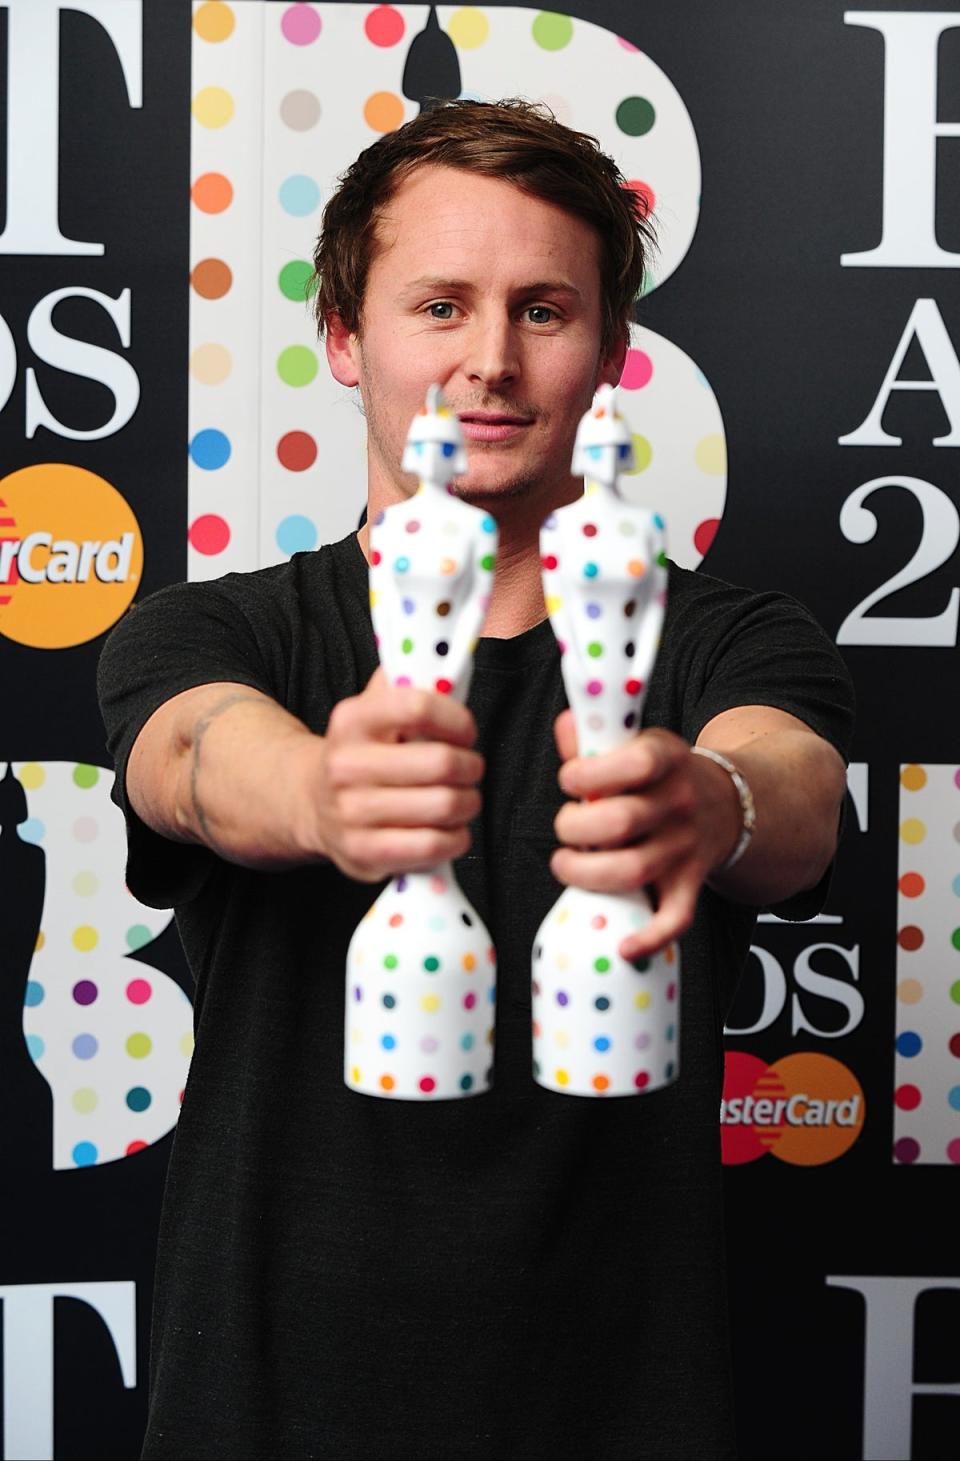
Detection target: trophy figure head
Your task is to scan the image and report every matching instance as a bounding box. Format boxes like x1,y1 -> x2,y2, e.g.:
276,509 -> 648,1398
571,383 -> 634,490
401,384 -> 469,487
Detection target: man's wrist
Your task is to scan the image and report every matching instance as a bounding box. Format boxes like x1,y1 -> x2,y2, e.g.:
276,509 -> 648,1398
287,733 -> 334,864
691,745 -> 756,873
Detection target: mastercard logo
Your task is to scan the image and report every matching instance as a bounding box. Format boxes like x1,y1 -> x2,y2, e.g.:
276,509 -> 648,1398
721,1050 -> 865,1167
0,463 -> 142,649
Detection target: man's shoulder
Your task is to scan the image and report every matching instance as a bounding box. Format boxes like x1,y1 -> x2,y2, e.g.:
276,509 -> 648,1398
182,533 -> 357,596
665,558 -> 823,630
131,533 -> 362,621
667,558 -> 764,606
99,534 -> 370,698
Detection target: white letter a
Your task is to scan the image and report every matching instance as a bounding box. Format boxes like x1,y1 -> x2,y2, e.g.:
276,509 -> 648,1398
839,299 -> 960,446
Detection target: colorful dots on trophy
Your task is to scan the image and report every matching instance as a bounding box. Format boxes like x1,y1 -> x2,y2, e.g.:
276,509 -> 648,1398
347,876 -> 496,1099
345,387 -> 497,1100
533,902 -> 679,1095
533,386 -> 679,1096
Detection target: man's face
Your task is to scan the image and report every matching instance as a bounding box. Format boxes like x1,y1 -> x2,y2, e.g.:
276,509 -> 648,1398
327,165 -> 624,517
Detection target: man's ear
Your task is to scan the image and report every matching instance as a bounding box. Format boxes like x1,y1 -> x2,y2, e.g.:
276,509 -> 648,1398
325,312 -> 360,387
597,330 -> 628,390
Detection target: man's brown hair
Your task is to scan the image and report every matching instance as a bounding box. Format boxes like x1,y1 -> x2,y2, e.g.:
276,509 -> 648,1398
312,98 -> 655,354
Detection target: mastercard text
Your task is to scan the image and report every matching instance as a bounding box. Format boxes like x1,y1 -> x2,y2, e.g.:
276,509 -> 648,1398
721,1093 -> 862,1127
0,533 -> 135,585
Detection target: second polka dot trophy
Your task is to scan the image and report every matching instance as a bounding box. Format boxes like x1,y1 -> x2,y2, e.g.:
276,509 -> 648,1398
345,386 -> 497,1100
533,386 -> 679,1097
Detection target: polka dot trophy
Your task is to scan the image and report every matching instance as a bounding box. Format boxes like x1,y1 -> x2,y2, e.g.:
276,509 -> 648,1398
533,386 -> 679,1097
345,386 -> 497,1100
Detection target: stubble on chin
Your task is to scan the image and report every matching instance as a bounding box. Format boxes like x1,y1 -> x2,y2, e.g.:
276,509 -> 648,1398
448,472 -> 539,503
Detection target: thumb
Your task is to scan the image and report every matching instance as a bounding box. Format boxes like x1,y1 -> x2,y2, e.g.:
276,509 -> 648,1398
364,665 -> 390,696
554,707 -> 578,763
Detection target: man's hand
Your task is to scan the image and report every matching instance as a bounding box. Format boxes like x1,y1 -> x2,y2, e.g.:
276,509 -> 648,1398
550,704 -> 848,961
308,668 -> 484,881
550,710 -> 740,961
128,671 -> 482,877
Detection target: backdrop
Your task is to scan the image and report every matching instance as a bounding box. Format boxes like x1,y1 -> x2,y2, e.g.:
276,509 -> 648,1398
1,2 -> 958,1457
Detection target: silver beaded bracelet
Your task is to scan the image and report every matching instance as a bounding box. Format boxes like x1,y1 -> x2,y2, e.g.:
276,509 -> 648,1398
691,745 -> 757,871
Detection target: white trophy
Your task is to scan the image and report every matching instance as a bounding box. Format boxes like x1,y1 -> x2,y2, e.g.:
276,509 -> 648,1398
532,385 -> 680,1096
345,386 -> 498,1100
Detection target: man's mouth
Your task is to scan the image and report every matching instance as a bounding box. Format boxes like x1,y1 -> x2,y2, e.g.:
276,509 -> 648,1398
457,411 -> 535,444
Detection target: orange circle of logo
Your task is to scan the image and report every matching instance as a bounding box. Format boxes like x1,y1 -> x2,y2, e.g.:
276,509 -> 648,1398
721,1050 -> 865,1167
0,464 -> 142,649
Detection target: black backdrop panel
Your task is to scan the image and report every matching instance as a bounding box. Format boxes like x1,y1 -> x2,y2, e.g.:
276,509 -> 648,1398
1,3 -> 191,1459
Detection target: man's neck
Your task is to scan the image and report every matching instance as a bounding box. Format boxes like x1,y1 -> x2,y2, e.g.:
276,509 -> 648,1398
480,530 -> 548,638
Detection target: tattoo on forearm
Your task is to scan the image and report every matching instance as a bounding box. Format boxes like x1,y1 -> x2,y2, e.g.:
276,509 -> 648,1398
190,692 -> 264,851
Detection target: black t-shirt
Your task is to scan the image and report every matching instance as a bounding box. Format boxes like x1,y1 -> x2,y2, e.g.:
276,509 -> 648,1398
98,535 -> 854,1461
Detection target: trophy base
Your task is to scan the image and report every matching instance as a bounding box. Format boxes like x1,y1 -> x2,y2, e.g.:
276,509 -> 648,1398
344,1067 -> 493,1101
532,887 -> 680,1098
532,1067 -> 676,1099
344,865 -> 496,1102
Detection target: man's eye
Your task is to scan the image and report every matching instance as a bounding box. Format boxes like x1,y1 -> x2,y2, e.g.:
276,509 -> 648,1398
427,302 -> 455,319
525,305 -> 557,325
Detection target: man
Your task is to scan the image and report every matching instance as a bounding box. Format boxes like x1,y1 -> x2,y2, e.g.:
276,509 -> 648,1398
99,101 -> 853,1459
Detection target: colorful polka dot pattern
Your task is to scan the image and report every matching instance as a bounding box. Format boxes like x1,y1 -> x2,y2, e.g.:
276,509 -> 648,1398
187,4 -> 707,573
188,2 -> 418,574
345,870 -> 496,1099
540,456 -> 667,756
189,0 -> 254,572
368,476 -> 496,705
532,891 -> 679,1096
345,398 -> 497,1099
893,764 -> 960,1165
533,390 -> 678,1095
13,760 -> 193,1168
615,328 -> 726,569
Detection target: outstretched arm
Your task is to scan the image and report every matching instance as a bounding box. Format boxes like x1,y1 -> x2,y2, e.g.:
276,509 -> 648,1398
551,704 -> 847,960
127,671 -> 483,880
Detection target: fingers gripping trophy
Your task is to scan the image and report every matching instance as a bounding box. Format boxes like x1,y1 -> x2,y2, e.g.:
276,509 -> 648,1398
533,385 -> 680,1097
345,386 -> 498,1100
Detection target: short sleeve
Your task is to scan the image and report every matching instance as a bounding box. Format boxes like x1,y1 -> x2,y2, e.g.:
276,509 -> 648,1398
97,580 -> 278,910
681,590 -> 854,764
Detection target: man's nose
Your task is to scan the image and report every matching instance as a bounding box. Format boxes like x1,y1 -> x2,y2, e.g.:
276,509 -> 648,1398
462,315 -> 520,390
